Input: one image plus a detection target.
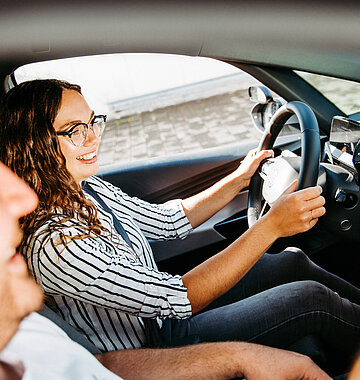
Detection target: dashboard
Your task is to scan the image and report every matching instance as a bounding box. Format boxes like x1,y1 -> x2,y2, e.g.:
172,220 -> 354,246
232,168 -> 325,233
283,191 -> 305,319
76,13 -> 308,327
249,86 -> 360,175
249,86 -> 360,242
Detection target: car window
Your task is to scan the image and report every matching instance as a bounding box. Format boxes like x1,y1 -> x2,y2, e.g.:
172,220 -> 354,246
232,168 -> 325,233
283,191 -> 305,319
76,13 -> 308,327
296,70 -> 360,116
14,53 -> 264,168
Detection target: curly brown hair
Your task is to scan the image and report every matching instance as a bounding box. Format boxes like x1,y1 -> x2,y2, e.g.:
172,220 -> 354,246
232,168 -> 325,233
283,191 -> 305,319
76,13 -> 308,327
0,79 -> 110,254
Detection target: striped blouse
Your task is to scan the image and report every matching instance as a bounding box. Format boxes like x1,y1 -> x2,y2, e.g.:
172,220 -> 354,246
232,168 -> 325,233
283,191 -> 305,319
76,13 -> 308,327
26,176 -> 193,352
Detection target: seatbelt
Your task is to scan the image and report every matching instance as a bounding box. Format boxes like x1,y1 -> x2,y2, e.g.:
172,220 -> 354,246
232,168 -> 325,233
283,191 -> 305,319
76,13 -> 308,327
82,182 -> 133,247
82,181 -> 164,346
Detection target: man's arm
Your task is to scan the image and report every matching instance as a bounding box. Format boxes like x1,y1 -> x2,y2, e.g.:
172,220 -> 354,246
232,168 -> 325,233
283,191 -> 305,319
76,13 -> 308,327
95,341 -> 331,380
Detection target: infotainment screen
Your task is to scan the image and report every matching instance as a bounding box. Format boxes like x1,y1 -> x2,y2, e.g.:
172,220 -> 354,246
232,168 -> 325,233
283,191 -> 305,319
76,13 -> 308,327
327,116 -> 360,172
330,116 -> 360,150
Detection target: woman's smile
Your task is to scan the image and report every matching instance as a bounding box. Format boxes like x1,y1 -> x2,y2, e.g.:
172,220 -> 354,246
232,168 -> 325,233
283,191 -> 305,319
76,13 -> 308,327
76,150 -> 97,162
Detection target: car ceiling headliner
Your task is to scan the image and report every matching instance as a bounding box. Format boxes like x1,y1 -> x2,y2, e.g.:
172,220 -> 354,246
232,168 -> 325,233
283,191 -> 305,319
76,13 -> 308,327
0,1 -> 360,81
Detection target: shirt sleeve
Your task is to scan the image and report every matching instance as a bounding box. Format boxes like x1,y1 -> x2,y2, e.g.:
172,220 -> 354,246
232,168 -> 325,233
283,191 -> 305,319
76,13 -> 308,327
34,228 -> 192,320
89,176 -> 193,240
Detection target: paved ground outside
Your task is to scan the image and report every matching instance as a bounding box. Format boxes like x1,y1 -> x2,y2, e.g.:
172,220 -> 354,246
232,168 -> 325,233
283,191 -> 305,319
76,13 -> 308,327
98,73 -> 263,168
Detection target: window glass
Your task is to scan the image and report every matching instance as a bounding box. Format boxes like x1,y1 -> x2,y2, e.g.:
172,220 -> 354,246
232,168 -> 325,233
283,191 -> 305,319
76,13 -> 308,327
15,53 -> 263,168
296,71 -> 360,116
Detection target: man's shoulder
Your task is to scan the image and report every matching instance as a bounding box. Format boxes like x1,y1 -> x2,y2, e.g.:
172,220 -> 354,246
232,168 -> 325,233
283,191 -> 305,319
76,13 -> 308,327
15,312 -> 69,341
3,313 -> 122,379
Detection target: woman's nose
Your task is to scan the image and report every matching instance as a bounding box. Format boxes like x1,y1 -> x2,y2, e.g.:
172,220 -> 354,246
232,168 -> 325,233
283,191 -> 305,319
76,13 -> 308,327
84,126 -> 99,145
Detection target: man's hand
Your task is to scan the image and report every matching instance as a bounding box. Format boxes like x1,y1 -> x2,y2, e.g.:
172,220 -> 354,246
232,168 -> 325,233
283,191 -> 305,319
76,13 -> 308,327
264,180 -> 326,239
238,343 -> 331,380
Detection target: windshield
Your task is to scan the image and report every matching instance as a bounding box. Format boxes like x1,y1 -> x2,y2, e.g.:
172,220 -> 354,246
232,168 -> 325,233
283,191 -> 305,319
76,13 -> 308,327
296,71 -> 360,116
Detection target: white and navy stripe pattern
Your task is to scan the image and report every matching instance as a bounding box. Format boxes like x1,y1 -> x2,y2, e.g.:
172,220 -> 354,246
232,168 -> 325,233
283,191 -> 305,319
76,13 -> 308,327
26,176 -> 193,352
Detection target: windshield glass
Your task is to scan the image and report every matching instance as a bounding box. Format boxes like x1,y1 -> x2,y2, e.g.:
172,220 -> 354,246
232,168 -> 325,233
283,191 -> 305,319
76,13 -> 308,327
296,71 -> 360,116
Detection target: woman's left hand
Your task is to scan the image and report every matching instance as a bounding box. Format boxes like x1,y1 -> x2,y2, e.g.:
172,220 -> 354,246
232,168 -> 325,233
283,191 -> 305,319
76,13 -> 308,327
233,149 -> 274,187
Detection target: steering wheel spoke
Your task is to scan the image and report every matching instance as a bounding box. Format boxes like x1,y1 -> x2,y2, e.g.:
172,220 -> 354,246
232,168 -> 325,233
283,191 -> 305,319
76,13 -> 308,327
259,201 -> 270,219
262,156 -> 301,206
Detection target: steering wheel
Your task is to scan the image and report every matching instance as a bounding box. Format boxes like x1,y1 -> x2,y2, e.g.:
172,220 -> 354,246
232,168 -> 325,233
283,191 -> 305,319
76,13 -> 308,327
247,101 -> 321,227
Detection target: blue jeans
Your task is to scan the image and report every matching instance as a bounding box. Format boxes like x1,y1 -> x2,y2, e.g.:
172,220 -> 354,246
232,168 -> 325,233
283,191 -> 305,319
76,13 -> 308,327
159,248 -> 360,357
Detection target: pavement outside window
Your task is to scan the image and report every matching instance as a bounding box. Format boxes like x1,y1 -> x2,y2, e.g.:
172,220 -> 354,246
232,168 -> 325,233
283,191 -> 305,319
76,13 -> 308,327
98,73 -> 263,168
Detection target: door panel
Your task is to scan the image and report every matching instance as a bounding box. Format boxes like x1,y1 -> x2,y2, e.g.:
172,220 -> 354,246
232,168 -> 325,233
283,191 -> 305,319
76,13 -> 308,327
98,142 -> 256,201
150,192 -> 248,262
99,136 -> 301,264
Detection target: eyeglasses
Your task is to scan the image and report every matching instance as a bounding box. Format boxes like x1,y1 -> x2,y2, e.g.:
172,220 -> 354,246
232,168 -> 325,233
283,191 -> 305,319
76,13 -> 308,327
56,115 -> 107,147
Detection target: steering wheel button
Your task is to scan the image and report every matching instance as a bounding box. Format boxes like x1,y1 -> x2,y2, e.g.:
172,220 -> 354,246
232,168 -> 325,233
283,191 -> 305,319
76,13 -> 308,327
335,188 -> 347,203
340,219 -> 352,231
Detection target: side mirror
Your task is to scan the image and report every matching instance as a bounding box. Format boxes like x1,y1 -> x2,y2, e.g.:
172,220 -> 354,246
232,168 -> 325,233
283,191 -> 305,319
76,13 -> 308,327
248,86 -> 273,104
249,86 -> 285,133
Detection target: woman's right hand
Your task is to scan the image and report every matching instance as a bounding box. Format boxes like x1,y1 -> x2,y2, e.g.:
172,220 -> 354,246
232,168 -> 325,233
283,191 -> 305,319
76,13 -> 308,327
264,180 -> 326,238
183,179 -> 326,314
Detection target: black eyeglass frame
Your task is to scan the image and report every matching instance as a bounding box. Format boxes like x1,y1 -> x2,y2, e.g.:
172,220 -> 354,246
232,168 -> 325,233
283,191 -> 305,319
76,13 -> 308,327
56,114 -> 107,146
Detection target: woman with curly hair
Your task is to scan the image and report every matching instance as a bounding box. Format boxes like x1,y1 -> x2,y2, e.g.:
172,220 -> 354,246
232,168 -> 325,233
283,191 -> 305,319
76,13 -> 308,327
1,79 -> 359,364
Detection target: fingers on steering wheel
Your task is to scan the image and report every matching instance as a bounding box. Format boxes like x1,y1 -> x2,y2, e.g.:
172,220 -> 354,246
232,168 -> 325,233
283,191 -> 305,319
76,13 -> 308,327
297,185 -> 323,201
306,193 -> 325,208
249,148 -> 273,158
308,217 -> 318,228
259,149 -> 274,157
311,206 -> 326,219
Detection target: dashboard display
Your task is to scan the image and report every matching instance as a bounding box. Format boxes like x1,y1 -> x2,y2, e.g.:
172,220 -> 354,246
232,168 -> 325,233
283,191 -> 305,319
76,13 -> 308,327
330,116 -> 360,148
327,116 -> 360,172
